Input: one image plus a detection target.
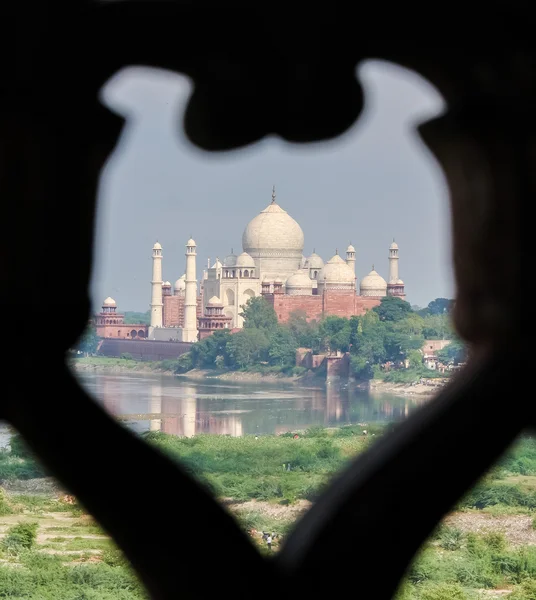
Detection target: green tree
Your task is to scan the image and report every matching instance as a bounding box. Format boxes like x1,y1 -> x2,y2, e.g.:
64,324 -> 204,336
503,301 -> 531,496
407,349 -> 423,368
422,313 -> 453,339
176,352 -> 194,373
190,330 -> 232,368
318,316 -> 352,353
240,297 -> 278,330
383,323 -> 424,363
123,310 -> 151,325
268,326 -> 298,367
349,312 -> 386,379
436,337 -> 466,364
227,328 -> 270,368
426,297 -> 453,315
287,310 -> 321,349
73,324 -> 99,355
373,296 -> 413,322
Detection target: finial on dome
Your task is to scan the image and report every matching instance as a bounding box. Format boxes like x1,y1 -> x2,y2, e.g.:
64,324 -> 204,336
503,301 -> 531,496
335,248 -> 338,255
231,248 -> 234,254
372,264 -> 375,270
271,185 -> 276,204
313,248 -> 316,253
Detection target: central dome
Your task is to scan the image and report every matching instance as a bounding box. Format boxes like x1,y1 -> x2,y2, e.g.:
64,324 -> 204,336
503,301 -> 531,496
242,200 -> 304,255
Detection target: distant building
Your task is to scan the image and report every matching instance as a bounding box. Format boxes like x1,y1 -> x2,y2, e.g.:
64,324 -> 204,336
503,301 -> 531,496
94,297 -> 148,340
97,187 -> 407,342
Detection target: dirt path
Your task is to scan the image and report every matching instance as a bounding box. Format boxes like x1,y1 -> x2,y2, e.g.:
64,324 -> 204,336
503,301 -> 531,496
446,512 -> 536,546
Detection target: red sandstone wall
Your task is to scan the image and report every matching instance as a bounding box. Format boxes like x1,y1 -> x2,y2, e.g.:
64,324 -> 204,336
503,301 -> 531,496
96,324 -> 148,339
163,296 -> 181,327
326,353 -> 350,379
268,294 -> 323,323
355,296 -> 382,314
267,292 -> 381,323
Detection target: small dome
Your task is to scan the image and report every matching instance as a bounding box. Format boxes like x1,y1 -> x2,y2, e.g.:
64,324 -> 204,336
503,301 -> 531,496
223,252 -> 237,267
103,297 -> 116,307
274,278 -> 283,284
207,296 -> 223,307
286,270 -> 314,296
235,252 -> 256,268
307,252 -> 324,269
211,258 -> 223,269
390,240 -> 398,250
162,281 -> 171,286
320,254 -> 356,284
360,268 -> 388,297
174,275 -> 186,291
187,238 -> 196,247
153,242 -> 162,250
396,278 -> 404,285
346,244 -> 356,253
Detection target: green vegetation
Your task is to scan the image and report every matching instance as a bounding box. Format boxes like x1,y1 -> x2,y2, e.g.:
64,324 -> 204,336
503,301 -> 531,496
177,295 -> 464,382
68,356 -> 181,374
123,310 -> 150,325
3,429 -> 536,598
72,325 -> 100,355
2,522 -> 38,553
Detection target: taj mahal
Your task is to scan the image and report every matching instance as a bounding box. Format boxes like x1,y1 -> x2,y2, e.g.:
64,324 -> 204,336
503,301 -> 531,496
95,187 -> 405,342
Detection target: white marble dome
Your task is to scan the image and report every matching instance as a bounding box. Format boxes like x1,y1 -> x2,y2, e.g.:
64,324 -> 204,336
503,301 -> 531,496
187,238 -> 196,247
306,252 -> 324,270
174,275 -> 186,292
242,201 -> 304,255
235,252 -> 256,268
319,254 -> 356,290
103,297 -> 116,307
152,242 -> 162,250
390,241 -> 398,250
346,244 -> 356,253
207,296 -> 223,307
285,269 -> 314,296
223,252 -> 237,267
360,269 -> 388,297
162,281 -> 171,286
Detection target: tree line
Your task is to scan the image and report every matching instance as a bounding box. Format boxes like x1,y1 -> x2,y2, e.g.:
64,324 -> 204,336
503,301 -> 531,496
178,295 -> 465,379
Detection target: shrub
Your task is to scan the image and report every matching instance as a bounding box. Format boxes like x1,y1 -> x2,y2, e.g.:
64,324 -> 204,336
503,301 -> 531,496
510,579 -> 536,600
418,582 -> 470,600
120,353 -> 134,360
2,521 -> 38,553
176,352 -> 193,373
438,526 -> 464,551
8,432 -> 33,459
159,359 -> 179,372
0,488 -> 14,516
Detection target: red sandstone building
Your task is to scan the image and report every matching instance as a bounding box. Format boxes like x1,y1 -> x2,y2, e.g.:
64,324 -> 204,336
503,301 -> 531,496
94,297 -> 148,339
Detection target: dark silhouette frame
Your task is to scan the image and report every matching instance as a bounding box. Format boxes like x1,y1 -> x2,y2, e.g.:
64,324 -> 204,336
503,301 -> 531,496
1,3 -> 526,598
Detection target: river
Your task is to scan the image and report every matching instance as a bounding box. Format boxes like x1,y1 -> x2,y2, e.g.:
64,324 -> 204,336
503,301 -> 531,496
72,373 -> 429,437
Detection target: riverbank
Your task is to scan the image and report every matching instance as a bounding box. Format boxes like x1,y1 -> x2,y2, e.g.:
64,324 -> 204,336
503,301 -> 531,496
69,356 -> 176,376
369,378 -> 445,398
69,358 -> 322,385
69,357 -> 447,399
176,367 -> 320,384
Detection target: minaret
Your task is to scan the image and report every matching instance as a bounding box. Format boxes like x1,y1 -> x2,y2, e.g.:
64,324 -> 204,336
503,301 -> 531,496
346,243 -> 356,276
150,242 -> 163,329
388,239 -> 399,283
182,237 -> 198,342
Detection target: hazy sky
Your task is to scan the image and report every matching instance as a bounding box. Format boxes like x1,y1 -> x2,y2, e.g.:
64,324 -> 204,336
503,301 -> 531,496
92,60 -> 453,313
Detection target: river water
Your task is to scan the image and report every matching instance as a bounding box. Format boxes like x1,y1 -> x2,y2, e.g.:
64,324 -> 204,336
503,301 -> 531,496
73,373 -> 429,437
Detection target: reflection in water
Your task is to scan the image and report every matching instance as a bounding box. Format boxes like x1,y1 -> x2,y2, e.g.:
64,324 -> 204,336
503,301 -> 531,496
78,373 -> 430,437
149,384 -> 162,432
